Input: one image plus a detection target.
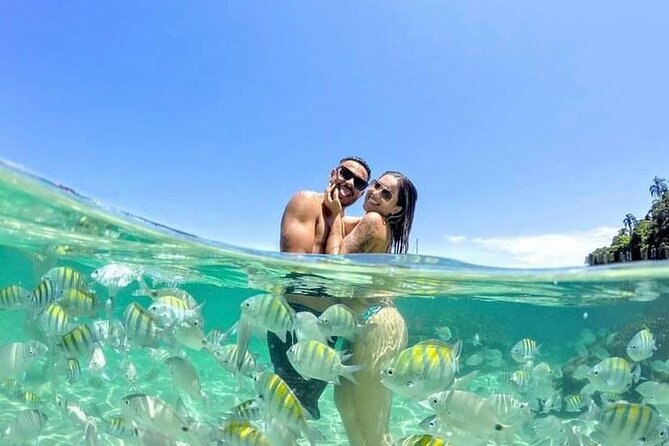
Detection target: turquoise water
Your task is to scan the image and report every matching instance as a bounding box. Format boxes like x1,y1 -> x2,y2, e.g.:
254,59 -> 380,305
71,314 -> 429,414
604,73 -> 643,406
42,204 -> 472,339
1,160 -> 669,445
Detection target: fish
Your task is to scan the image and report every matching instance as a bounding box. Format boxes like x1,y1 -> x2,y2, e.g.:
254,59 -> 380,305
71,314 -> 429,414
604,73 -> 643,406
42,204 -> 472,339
0,285 -> 30,311
510,338 -> 540,363
0,409 -> 48,443
122,302 -> 162,348
57,323 -> 100,358
486,393 -> 532,425
90,262 -> 138,288
174,322 -> 208,350
636,381 -> 669,405
427,389 -> 510,440
626,328 -> 657,362
417,414 -> 442,434
6,389 -> 41,406
39,302 -> 72,336
316,303 -> 365,342
286,340 -> 363,384
0,340 -> 48,379
66,358 -> 81,384
210,344 -> 262,376
120,358 -> 139,387
148,294 -> 203,328
133,280 -> 199,308
240,294 -> 294,342
120,393 -> 192,439
510,370 -> 533,392
394,434 -> 449,446
222,399 -> 263,422
60,288 -> 98,318
254,371 -> 325,445
434,326 -> 452,342
294,311 -> 327,344
216,420 -> 271,446
593,402 -> 669,446
165,356 -> 207,400
42,266 -> 89,293
30,278 -> 60,312
465,353 -> 484,367
103,416 -> 139,439
587,357 -> 640,393
563,394 -> 590,412
88,345 -> 107,373
380,339 -> 461,401
56,395 -> 91,424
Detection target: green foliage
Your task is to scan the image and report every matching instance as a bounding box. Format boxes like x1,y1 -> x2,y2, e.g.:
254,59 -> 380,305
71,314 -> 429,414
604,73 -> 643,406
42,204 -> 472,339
587,179 -> 669,265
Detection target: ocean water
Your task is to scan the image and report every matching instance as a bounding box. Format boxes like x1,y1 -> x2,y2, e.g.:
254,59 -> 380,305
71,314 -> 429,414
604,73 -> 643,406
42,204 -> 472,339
1,160 -> 669,446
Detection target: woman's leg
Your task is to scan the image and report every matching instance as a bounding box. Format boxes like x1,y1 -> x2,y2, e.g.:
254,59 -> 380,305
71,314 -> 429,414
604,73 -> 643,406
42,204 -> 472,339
335,305 -> 408,446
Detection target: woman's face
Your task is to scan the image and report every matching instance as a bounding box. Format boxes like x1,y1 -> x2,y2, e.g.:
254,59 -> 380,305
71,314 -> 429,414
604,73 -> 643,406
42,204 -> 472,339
363,173 -> 402,217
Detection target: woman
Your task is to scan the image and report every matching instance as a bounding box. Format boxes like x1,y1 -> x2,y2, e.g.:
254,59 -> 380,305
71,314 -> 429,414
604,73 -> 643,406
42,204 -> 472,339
324,170 -> 418,446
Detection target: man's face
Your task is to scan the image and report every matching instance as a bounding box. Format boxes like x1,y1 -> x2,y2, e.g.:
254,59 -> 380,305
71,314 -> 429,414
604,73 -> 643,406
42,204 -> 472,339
329,160 -> 370,207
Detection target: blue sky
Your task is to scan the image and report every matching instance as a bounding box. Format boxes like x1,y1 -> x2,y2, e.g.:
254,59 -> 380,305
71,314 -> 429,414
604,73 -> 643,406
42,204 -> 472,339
1,1 -> 667,267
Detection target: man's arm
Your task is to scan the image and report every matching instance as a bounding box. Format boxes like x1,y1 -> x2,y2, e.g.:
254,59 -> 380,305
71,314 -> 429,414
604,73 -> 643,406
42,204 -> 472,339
280,192 -> 318,253
328,212 -> 387,254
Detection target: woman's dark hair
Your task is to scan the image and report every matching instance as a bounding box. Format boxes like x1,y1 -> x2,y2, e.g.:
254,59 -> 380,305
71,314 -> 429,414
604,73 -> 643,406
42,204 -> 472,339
382,171 -> 417,254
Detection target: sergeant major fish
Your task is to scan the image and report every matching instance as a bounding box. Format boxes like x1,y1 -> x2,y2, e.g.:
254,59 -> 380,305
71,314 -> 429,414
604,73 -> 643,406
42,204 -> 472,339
380,339 -> 461,401
286,340 -> 363,385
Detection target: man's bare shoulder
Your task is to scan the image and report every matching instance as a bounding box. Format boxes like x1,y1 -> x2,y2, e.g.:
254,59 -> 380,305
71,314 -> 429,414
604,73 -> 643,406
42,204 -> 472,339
283,190 -> 323,219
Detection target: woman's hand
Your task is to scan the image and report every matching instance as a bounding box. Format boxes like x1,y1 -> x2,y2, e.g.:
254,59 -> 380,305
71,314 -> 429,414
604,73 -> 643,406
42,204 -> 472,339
324,183 -> 343,215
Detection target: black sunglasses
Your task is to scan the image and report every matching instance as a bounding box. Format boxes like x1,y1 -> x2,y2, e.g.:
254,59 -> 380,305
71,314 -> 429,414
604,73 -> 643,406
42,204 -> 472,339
371,179 -> 393,201
338,166 -> 369,192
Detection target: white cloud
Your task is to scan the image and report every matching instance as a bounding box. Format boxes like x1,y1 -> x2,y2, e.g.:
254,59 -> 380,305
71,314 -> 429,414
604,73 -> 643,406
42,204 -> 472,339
429,226 -> 619,268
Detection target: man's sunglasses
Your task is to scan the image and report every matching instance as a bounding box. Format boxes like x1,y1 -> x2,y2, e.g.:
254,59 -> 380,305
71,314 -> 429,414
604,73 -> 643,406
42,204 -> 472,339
338,166 -> 369,192
371,180 -> 393,201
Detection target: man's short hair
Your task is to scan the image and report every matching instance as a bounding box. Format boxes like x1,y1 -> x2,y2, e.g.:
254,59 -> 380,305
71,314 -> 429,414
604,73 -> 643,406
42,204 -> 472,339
339,156 -> 371,178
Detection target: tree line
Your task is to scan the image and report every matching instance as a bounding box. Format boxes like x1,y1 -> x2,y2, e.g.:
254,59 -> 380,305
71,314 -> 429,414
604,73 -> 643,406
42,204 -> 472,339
587,176 -> 669,265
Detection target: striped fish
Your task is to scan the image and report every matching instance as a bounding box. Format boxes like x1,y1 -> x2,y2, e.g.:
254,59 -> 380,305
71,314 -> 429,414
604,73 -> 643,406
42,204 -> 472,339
122,302 -> 161,348
0,285 -> 30,311
510,338 -> 540,363
210,344 -> 261,376
510,369 -> 534,392
57,324 -> 99,358
563,394 -> 589,412
286,340 -> 363,384
380,339 -> 461,401
60,288 -> 98,318
588,357 -> 640,393
316,303 -> 363,342
254,371 -> 325,445
217,420 -> 271,446
66,358 -> 81,384
120,393 -> 191,439
222,399 -> 263,422
0,341 -> 48,379
2,409 -> 48,443
30,279 -> 60,312
6,389 -> 41,407
595,402 -> 669,445
626,328 -> 657,362
104,416 -> 138,439
41,266 -> 89,293
240,294 -> 294,342
148,294 -> 202,328
39,303 -> 71,336
395,434 -> 450,446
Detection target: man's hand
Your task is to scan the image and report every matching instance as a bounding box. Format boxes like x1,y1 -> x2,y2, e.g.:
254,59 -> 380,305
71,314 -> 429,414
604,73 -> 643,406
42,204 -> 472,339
324,183 -> 343,215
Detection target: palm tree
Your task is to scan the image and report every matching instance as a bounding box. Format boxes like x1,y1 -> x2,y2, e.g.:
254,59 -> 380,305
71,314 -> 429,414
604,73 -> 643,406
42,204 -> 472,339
649,176 -> 668,201
623,213 -> 638,234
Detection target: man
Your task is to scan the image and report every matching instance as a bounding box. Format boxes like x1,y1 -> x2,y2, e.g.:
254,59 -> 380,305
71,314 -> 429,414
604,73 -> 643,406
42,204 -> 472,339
268,156 -> 371,420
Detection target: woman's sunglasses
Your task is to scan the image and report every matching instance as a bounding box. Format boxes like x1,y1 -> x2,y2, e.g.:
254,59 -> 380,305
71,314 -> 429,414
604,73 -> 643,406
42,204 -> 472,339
371,180 -> 393,201
338,166 -> 369,192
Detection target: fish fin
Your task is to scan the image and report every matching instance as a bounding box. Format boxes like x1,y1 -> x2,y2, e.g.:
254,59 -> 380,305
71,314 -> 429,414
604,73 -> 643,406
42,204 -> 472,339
341,364 -> 364,385
452,370 -> 479,390
303,425 -> 326,446
235,318 -> 252,372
